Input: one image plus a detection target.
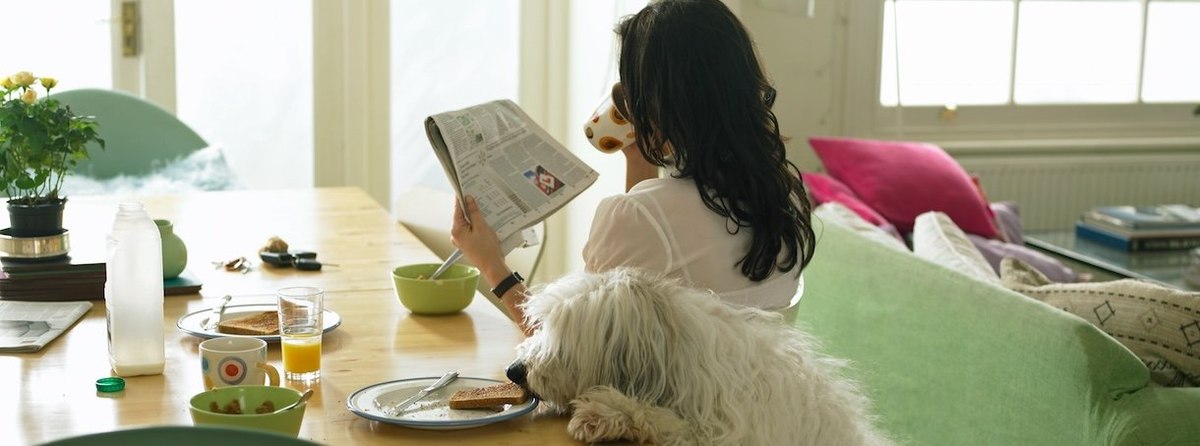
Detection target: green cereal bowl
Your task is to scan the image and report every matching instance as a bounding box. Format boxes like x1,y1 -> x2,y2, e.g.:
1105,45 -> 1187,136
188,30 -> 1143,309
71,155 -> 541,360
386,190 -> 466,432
189,385 -> 306,437
391,263 -> 480,315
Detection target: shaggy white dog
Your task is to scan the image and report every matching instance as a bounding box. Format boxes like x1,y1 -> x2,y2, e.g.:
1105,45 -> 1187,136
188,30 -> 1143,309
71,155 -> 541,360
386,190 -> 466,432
506,268 -> 891,445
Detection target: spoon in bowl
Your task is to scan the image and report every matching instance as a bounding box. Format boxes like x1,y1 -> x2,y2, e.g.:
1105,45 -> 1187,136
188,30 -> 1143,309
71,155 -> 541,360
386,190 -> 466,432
273,389 -> 313,414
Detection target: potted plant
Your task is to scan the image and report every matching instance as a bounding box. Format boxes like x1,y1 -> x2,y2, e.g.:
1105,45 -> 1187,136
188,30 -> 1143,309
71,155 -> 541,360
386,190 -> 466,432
0,71 -> 103,237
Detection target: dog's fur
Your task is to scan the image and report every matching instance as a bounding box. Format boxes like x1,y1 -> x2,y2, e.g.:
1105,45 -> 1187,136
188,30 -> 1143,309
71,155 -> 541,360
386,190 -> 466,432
511,268 -> 891,445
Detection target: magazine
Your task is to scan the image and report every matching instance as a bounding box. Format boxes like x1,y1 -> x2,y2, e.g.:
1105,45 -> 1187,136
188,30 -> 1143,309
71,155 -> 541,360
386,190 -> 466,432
0,300 -> 92,352
425,99 -> 599,243
1085,205 -> 1200,231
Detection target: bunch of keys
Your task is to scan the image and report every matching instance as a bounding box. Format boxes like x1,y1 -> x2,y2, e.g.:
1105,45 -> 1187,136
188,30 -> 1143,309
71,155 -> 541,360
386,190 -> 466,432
214,256 -> 251,274
259,251 -> 337,271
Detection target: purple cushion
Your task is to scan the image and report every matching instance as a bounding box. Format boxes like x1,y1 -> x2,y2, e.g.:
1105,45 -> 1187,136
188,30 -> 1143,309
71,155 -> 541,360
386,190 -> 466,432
809,136 -> 1001,239
968,234 -> 1078,283
991,201 -> 1024,245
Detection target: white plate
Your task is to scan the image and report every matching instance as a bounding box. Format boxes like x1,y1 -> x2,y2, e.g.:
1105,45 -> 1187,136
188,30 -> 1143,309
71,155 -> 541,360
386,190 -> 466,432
347,376 -> 538,430
176,303 -> 341,342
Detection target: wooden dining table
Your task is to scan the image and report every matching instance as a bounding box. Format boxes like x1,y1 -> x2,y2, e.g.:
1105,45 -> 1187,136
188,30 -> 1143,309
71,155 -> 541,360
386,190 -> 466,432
1,187 -> 575,445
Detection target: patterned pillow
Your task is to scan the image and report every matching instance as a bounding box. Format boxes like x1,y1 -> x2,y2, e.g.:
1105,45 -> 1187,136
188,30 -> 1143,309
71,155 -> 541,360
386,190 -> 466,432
809,136 -> 1000,238
1001,257 -> 1200,387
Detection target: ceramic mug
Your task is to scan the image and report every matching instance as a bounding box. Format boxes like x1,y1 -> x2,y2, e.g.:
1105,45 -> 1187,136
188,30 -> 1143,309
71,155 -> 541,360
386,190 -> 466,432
583,83 -> 636,154
199,337 -> 281,389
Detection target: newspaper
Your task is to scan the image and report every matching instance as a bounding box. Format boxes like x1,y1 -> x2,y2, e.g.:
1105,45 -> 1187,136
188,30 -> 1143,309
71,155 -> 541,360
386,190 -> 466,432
426,99 -> 599,243
0,300 -> 92,352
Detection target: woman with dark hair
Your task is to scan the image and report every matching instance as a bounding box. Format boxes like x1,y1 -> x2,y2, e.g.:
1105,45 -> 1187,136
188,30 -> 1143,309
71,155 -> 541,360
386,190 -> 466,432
452,0 -> 815,333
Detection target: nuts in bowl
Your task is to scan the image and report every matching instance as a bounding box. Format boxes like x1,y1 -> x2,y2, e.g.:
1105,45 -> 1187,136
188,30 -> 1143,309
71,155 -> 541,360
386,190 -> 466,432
189,385 -> 307,437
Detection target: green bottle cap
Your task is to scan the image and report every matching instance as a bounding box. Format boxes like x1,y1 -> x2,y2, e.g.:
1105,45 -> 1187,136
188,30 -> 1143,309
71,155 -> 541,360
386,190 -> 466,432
95,377 -> 125,392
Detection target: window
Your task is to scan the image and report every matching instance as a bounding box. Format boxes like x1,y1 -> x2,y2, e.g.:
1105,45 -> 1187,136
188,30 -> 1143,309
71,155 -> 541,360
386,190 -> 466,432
0,0 -> 111,92
849,0 -> 1200,144
176,0 -> 314,189
389,0 -> 521,197
882,0 -> 1200,106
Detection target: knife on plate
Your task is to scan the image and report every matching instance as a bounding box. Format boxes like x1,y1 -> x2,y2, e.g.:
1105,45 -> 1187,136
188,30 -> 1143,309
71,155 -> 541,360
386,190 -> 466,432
385,371 -> 459,416
202,295 -> 233,331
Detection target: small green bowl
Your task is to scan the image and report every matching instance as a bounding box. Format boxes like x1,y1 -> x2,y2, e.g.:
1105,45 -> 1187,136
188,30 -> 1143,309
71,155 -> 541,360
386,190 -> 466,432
189,385 -> 306,437
391,263 -> 480,315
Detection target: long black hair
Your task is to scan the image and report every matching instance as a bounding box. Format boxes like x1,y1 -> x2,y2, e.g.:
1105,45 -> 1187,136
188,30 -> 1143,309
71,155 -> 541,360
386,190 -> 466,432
616,0 -> 815,281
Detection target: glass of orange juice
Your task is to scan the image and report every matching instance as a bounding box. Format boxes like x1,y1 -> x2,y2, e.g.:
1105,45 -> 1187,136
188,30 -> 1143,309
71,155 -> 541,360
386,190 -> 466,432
277,286 -> 324,381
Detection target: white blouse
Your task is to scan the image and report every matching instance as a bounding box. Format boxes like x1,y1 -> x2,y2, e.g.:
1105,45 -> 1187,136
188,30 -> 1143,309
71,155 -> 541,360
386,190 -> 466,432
582,175 -> 802,310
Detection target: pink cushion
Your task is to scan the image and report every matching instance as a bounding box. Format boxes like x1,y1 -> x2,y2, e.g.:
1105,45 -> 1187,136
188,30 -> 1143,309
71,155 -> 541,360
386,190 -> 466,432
801,172 -> 888,227
809,137 -> 1000,238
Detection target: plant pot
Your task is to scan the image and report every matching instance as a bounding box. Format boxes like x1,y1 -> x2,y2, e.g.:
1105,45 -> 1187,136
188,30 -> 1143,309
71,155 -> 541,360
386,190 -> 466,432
7,198 -> 66,238
156,219 -> 189,279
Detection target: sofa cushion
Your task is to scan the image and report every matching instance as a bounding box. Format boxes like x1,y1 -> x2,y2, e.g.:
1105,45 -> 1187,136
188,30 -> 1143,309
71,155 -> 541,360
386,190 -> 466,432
808,136 -> 1000,238
793,219 -> 1158,445
968,234 -> 1079,283
803,172 -> 903,240
912,211 -> 1000,284
990,201 -> 1025,245
1001,257 -> 1200,387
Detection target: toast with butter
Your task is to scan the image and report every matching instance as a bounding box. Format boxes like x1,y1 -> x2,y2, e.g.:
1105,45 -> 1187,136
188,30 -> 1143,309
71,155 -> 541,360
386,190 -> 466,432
448,382 -> 528,410
216,311 -> 280,335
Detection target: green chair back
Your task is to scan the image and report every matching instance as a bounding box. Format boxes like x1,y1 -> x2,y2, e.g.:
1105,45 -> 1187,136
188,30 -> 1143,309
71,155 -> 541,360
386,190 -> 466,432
50,88 -> 208,179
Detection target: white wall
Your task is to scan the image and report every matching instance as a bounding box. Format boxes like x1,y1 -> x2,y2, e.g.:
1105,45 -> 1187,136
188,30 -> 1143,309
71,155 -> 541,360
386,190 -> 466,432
734,0 -> 847,172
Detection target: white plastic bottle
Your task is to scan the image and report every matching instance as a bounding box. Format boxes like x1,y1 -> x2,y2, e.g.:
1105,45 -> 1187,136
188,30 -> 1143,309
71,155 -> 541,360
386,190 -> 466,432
105,202 -> 165,376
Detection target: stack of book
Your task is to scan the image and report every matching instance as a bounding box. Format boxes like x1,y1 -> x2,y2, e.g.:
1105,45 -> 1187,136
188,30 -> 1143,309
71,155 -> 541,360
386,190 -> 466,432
0,257 -> 107,301
0,243 -> 202,301
1075,205 -> 1200,252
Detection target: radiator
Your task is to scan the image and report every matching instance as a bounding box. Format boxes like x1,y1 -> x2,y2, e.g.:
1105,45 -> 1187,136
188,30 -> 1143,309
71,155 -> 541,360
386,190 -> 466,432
958,154 -> 1200,231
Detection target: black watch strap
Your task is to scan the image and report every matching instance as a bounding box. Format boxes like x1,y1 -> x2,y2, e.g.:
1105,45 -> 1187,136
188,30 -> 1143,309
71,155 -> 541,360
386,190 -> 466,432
491,271 -> 524,299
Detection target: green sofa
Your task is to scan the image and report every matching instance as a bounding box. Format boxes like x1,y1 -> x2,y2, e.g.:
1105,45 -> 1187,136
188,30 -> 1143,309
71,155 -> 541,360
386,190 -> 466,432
789,220 -> 1200,445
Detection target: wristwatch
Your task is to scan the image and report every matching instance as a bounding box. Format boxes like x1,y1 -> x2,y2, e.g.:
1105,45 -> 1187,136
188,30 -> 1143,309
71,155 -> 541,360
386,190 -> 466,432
491,271 -> 524,299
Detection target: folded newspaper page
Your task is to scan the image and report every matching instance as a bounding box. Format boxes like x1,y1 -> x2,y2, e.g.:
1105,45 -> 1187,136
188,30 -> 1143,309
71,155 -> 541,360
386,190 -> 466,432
426,99 -> 599,242
0,300 -> 92,352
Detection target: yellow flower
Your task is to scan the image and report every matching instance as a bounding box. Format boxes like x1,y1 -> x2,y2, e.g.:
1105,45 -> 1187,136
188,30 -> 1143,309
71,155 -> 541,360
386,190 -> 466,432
0,77 -> 12,90
40,77 -> 57,89
10,71 -> 35,87
21,88 -> 37,105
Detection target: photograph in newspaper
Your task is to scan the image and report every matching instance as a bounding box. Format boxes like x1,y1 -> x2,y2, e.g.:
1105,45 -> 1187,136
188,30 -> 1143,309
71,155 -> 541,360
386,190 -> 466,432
426,100 -> 599,241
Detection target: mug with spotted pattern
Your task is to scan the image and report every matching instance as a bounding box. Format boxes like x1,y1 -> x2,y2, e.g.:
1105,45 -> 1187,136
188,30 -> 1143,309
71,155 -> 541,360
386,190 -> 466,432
199,337 -> 280,390
584,83 -> 636,154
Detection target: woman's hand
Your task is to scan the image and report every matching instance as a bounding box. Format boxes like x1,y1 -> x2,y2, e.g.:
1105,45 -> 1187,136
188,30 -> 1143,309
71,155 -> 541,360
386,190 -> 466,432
450,196 -> 508,282
451,195 -> 532,336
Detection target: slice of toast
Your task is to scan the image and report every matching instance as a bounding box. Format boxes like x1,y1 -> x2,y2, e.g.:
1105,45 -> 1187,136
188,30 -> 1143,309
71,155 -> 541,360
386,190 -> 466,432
448,382 -> 529,410
216,311 -> 279,335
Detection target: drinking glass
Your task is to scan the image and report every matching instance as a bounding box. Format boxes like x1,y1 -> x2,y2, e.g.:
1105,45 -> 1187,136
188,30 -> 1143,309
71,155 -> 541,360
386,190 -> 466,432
277,286 -> 323,381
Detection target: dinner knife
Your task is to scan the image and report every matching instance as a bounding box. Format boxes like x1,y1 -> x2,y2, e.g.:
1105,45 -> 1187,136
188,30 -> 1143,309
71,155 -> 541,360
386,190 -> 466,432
202,295 -> 232,331
387,370 -> 459,416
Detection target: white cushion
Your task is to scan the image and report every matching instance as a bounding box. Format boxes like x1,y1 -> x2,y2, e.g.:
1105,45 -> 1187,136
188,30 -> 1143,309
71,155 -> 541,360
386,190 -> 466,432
912,211 -> 1001,284
814,202 -> 908,251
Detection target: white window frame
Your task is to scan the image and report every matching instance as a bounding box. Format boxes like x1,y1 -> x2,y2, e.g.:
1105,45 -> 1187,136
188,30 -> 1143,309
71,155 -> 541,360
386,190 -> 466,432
842,0 -> 1200,154
111,0 -> 177,113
